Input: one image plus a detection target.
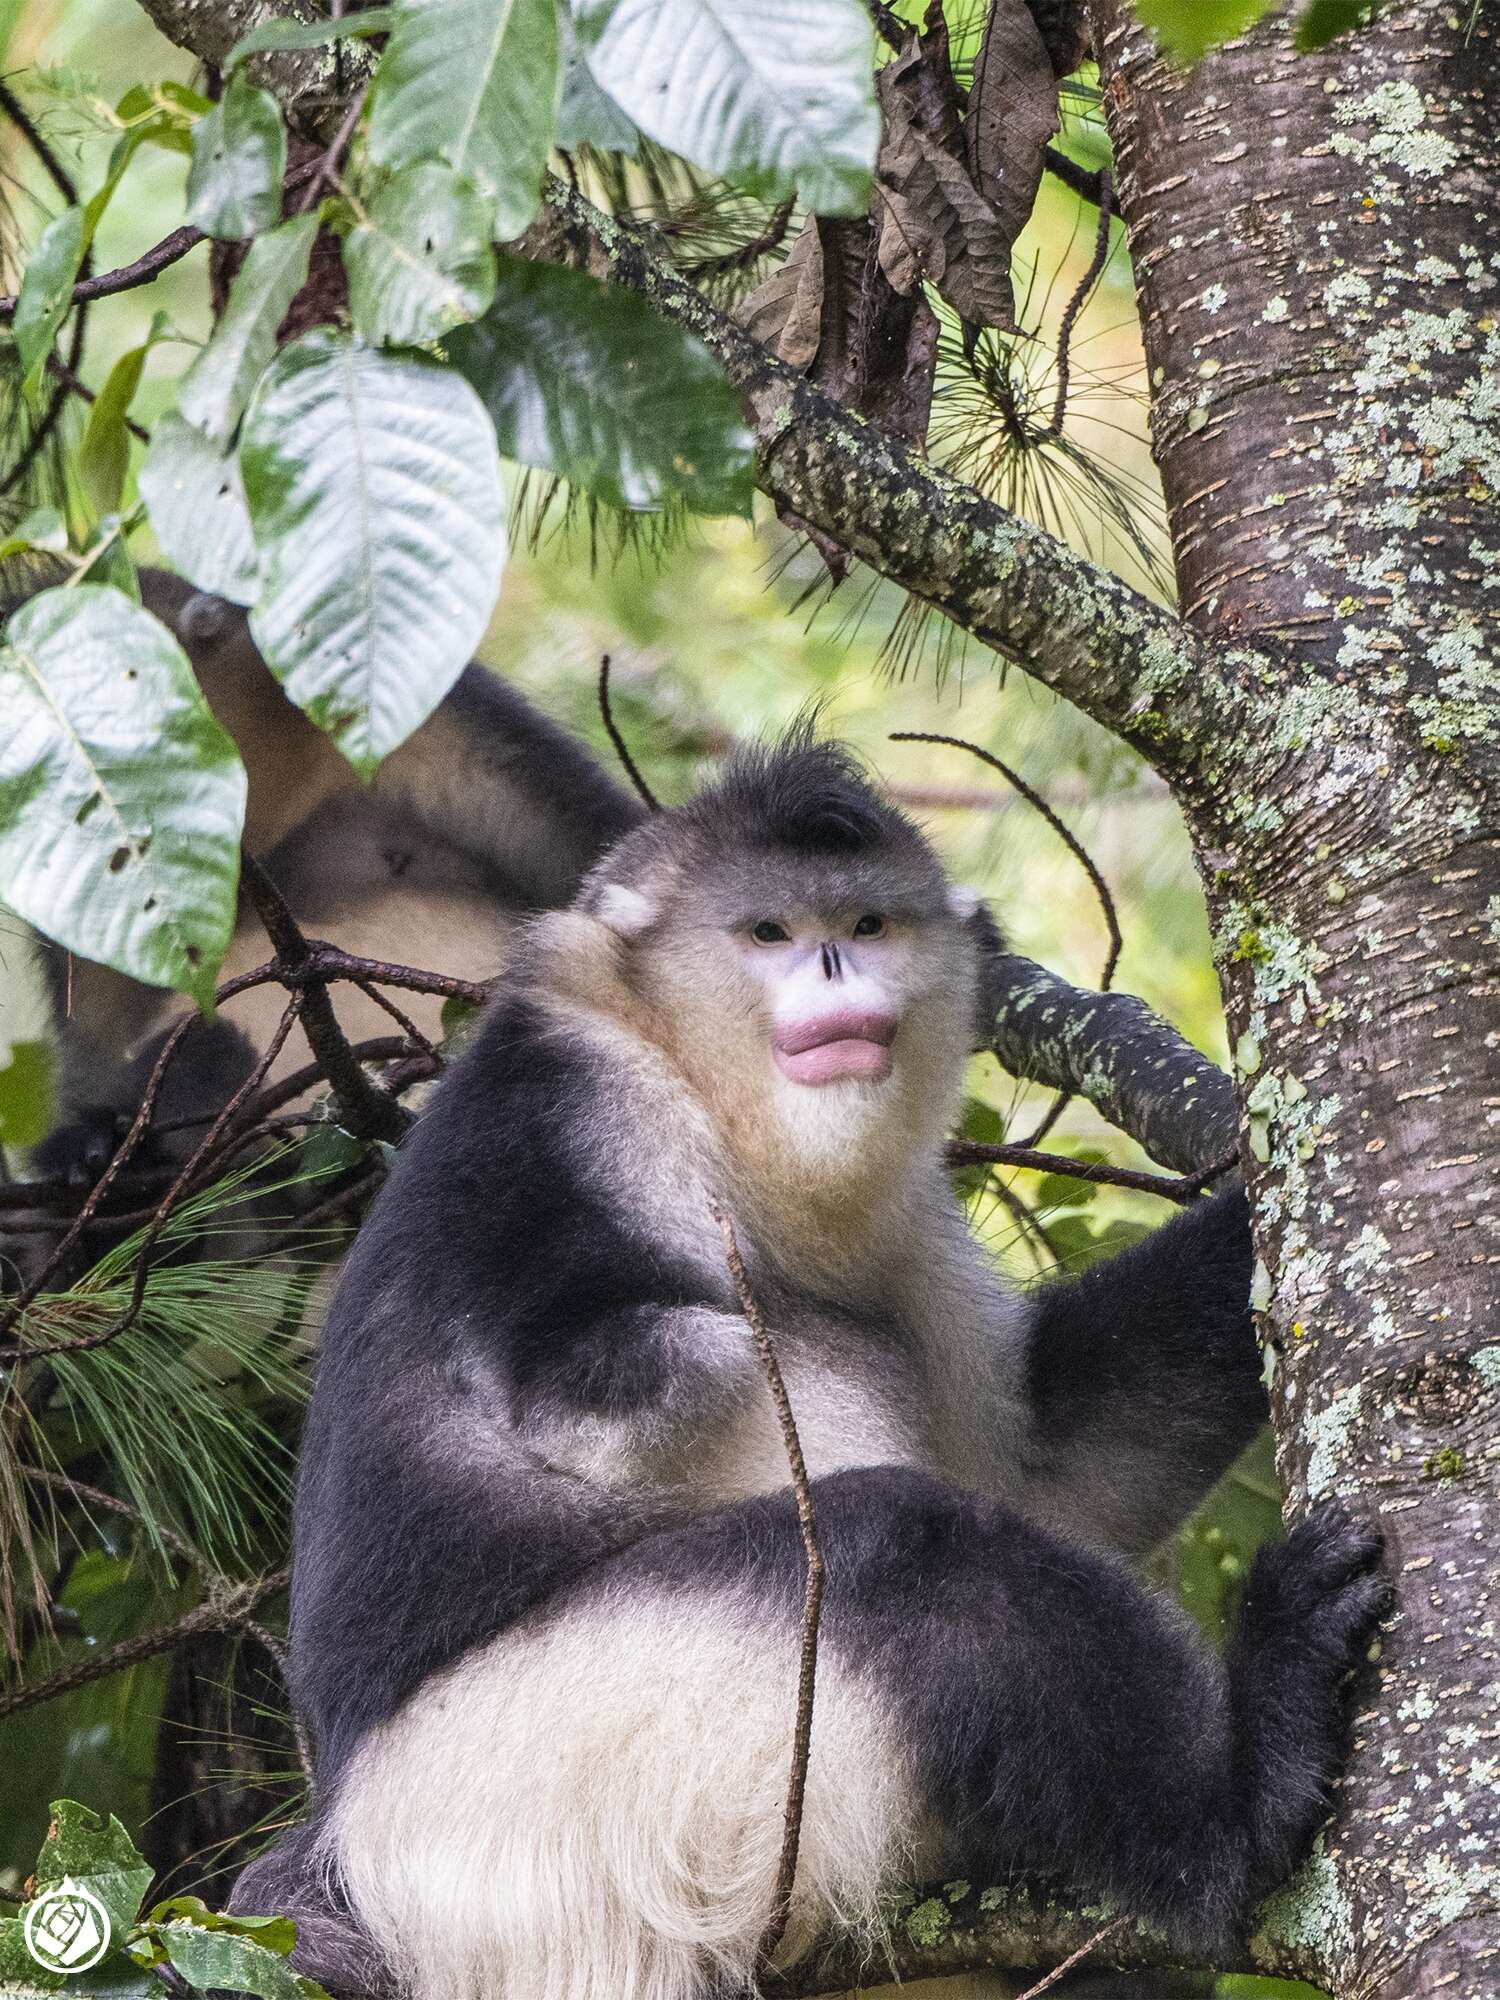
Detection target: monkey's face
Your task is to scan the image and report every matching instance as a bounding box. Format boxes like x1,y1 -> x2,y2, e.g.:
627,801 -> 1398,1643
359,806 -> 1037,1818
562,740 -> 990,1195
618,856 -> 979,1183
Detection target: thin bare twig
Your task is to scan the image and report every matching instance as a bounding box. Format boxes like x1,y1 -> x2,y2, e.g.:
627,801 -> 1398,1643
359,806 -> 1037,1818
947,1138 -> 1236,1204
0,76 -> 79,201
892,730 -> 1121,1153
890,732 -> 1121,989
241,851 -> 410,1145
1045,168 -> 1113,440
678,195 -> 797,281
0,225 -> 203,320
1012,1914 -> 1129,1999
598,654 -> 661,810
0,1568 -> 290,1720
294,84 -> 365,215
711,1200 -> 824,1971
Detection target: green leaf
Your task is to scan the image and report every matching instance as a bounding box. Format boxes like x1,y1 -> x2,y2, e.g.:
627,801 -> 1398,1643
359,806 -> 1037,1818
1134,0 -> 1274,64
145,1899 -> 296,1956
0,1917 -> 153,1998
344,162 -> 497,346
239,330 -> 506,774
177,213 -> 319,445
31,1802 -> 154,1945
225,8 -> 397,68
0,1038 -> 54,1147
1293,0 -> 1379,50
139,412 -> 261,603
156,1924 -> 322,2000
14,205 -> 87,394
367,0 -> 560,234
0,507 -> 69,562
448,255 -> 754,515
0,587 -> 247,1006
78,314 -> 171,522
185,76 -> 286,240
573,0 -> 878,214
556,10 -> 638,153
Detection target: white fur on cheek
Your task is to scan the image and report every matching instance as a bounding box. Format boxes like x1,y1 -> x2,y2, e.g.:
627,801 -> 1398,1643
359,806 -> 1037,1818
320,1591 -> 924,2000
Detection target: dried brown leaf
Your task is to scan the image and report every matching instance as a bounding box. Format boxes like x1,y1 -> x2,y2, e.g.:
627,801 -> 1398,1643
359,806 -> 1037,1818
964,0 -> 1062,254
875,102 -> 1016,330
736,217 -> 824,368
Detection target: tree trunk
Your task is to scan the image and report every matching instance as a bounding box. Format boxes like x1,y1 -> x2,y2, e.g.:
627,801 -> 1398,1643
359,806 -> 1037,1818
1091,3 -> 1500,1992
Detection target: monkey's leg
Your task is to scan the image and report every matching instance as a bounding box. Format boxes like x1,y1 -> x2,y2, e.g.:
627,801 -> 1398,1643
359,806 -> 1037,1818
1017,1184 -> 1266,1554
230,1821 -> 391,1998
302,1466 -> 1382,2000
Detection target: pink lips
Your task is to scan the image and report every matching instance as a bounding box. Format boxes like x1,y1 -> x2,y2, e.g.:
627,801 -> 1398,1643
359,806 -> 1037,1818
772,1009 -> 898,1087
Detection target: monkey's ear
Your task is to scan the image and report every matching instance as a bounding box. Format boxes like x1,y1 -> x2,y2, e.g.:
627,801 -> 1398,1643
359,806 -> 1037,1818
594,882 -> 659,939
960,894 -> 1008,1051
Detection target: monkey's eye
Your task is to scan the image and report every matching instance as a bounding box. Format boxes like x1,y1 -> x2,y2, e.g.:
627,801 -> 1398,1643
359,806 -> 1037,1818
853,913 -> 886,938
752,920 -> 791,945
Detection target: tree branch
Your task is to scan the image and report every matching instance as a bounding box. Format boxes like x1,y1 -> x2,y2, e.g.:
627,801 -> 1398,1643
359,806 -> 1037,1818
240,851 -> 410,1146
522,178 -> 1256,767
988,952 -> 1238,1176
0,226 -> 204,320
769,1873 -> 1296,1995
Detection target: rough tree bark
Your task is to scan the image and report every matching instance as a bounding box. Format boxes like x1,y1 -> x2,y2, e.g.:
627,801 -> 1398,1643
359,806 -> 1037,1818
87,0 -> 1500,1993
1088,8 -> 1500,1995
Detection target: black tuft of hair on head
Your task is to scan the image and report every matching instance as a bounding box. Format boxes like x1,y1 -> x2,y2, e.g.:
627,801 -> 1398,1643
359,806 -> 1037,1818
685,725 -> 900,858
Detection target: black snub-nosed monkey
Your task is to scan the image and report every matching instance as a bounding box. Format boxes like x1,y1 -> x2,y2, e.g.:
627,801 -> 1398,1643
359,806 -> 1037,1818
233,734 -> 1385,2000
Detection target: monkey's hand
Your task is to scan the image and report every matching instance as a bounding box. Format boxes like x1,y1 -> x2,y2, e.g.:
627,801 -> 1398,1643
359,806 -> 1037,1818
1227,1502 -> 1389,1903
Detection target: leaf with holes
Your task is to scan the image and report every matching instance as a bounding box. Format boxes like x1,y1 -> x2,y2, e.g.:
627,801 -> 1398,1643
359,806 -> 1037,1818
574,0 -> 878,214
239,331 -> 506,775
344,163 -> 497,346
139,413 -> 261,604
0,587 -> 246,1009
367,0 -> 559,235
185,75 -> 285,240
448,255 -> 753,515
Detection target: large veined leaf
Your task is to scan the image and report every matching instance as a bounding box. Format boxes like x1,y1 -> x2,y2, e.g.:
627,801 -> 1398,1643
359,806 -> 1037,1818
344,163 -> 497,346
177,214 -> 318,444
367,0 -> 560,236
139,413 -> 261,604
448,255 -> 754,515
239,331 -> 506,774
0,586 -> 247,1008
573,0 -> 878,215
185,75 -> 285,239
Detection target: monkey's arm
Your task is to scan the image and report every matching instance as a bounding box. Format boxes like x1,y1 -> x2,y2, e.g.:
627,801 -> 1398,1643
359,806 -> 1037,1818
1012,1186 -> 1265,1556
